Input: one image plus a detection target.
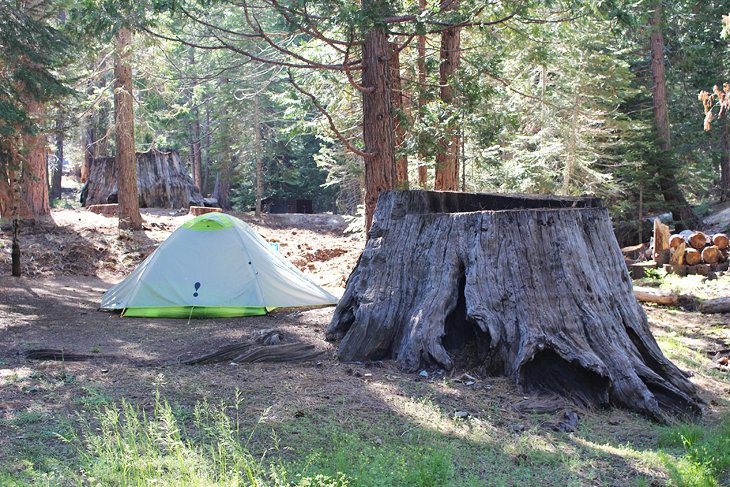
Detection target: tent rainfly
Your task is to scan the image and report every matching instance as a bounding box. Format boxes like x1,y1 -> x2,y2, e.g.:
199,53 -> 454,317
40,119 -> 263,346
100,212 -> 338,317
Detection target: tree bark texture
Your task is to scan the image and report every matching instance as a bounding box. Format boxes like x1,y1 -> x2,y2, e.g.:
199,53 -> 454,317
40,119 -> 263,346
434,0 -> 461,191
361,7 -> 395,232
649,4 -> 700,228
254,94 -> 263,217
82,150 -> 203,208
189,49 -> 203,191
50,113 -> 63,201
18,99 -> 49,218
327,190 -> 702,421
389,42 -> 408,189
416,0 -> 428,189
720,113 -> 729,202
114,27 -> 143,230
81,76 -> 96,183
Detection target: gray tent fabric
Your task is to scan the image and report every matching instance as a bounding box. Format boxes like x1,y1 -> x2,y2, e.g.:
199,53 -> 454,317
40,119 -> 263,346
100,212 -> 338,317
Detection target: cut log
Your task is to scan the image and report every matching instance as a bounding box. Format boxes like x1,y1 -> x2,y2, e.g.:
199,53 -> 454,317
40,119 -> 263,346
633,286 -> 679,305
688,231 -> 708,250
669,241 -> 686,265
701,245 -> 720,264
621,243 -> 646,261
87,204 -> 118,217
189,206 -> 222,216
327,190 -> 702,421
669,234 -> 684,249
712,262 -> 729,272
653,219 -> 670,261
81,149 -> 204,208
720,249 -> 729,263
711,233 -> 729,250
685,248 -> 702,266
699,297 -> 730,314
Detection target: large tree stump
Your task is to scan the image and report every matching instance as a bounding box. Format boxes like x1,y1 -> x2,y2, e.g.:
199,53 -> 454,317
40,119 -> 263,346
327,191 -> 702,421
81,149 -> 204,208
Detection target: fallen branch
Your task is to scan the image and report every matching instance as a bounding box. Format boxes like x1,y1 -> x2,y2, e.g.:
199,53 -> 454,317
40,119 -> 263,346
25,349 -> 95,361
633,286 -> 681,306
698,297 -> 730,314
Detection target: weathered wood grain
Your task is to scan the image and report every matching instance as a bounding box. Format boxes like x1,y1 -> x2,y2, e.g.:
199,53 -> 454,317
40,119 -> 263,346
327,190 -> 702,421
82,150 -> 204,208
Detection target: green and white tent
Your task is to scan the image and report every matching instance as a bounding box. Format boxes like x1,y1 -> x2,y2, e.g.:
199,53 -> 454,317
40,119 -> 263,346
100,212 -> 338,318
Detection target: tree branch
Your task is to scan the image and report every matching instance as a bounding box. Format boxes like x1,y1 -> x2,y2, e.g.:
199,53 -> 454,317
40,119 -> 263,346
287,70 -> 374,158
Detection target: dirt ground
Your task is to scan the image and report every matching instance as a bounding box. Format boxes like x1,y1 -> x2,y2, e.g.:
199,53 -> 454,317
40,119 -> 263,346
1,206 -> 730,485
0,207 -> 362,290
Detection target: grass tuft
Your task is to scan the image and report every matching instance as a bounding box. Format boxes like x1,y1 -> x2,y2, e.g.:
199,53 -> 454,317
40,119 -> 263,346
658,417 -> 730,486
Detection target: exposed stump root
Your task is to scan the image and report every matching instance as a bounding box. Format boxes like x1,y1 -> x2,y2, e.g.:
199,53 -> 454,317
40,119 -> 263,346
25,349 -> 95,361
183,330 -> 323,365
326,190 -> 703,421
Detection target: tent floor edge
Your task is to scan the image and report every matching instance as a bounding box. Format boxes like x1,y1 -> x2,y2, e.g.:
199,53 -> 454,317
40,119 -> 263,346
118,306 -> 269,318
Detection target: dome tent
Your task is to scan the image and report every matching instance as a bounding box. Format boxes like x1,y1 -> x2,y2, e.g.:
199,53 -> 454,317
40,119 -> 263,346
101,212 -> 338,318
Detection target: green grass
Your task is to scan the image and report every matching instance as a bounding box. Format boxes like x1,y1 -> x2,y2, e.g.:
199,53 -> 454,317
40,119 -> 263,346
657,418 -> 730,486
1,391 -> 457,486
2,389 -> 730,486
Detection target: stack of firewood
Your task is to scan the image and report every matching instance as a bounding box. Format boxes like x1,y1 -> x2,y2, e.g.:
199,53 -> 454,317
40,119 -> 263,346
652,219 -> 729,276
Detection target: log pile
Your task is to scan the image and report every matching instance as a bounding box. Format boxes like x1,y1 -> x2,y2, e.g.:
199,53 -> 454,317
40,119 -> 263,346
664,229 -> 729,276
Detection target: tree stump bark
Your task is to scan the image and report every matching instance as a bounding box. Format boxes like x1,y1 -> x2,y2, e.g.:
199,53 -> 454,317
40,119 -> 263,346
82,150 -> 204,208
327,190 -> 702,421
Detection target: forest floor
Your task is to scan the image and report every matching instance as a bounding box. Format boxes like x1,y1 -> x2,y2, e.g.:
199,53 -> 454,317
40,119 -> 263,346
1,201 -> 730,485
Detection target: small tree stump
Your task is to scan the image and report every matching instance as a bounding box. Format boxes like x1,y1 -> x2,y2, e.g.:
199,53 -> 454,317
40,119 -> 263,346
327,190 -> 702,421
87,204 -> 118,217
189,206 -> 222,216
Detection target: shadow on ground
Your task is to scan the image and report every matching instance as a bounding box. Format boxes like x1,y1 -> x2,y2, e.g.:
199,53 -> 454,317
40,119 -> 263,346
1,276 -> 728,485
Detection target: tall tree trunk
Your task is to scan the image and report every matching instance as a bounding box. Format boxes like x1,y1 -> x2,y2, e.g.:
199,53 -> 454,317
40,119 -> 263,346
19,98 -> 50,218
50,10 -> 65,202
10,144 -> 22,276
114,26 -> 143,230
562,105 -> 578,195
217,77 -> 234,210
202,93 -> 212,194
720,113 -> 729,202
81,77 -> 95,182
218,155 -> 234,210
389,42 -> 408,189
50,111 -> 63,201
649,3 -> 700,227
416,0 -> 428,189
254,94 -> 263,217
189,49 -> 203,191
434,0 -> 461,191
361,0 -> 396,232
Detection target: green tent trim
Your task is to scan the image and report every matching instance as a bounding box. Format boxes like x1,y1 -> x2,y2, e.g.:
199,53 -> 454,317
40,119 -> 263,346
121,306 -> 275,318
181,213 -> 234,231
